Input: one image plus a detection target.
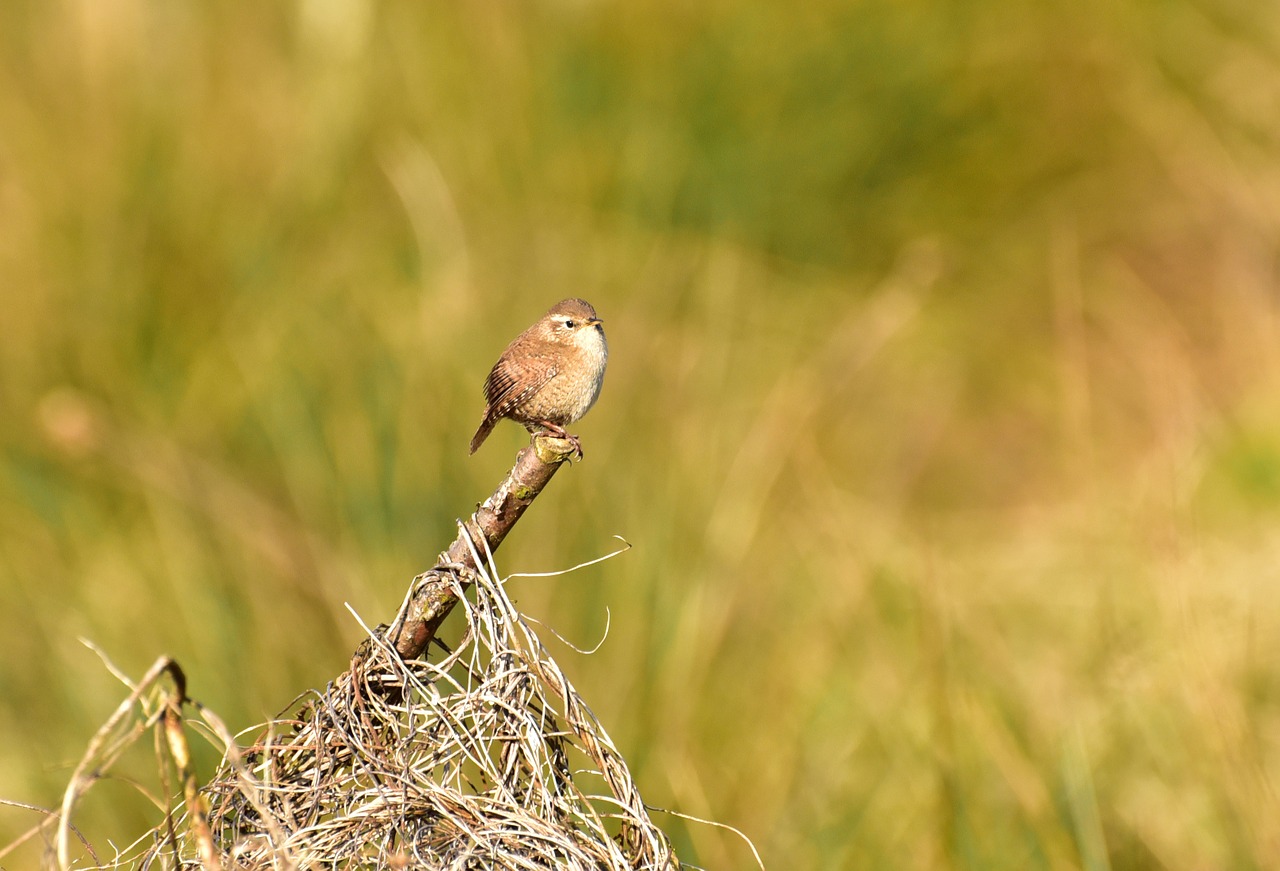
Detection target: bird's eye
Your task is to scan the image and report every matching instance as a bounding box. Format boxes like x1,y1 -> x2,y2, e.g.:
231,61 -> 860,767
563,319 -> 575,329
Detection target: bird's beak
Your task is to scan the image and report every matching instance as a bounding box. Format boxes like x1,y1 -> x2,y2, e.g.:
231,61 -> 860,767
586,317 -> 603,328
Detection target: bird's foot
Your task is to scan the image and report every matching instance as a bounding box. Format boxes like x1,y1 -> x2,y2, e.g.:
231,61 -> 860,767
532,423 -> 583,461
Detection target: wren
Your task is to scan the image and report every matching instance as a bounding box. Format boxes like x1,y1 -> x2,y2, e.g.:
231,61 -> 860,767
469,298 -> 608,457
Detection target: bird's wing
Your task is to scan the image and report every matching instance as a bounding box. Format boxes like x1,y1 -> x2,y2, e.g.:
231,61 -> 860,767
483,353 -> 558,417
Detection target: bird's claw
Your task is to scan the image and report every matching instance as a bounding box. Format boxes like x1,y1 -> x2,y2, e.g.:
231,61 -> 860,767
532,427 -> 583,462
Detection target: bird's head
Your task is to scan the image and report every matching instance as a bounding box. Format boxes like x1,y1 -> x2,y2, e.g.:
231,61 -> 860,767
538,298 -> 605,352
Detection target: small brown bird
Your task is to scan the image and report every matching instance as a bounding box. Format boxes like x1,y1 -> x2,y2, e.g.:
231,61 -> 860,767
469,298 -> 608,456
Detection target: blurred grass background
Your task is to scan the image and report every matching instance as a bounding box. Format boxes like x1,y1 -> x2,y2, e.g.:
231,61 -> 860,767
4,0 -> 1280,868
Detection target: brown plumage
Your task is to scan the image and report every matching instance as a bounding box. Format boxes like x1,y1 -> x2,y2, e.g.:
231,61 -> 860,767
469,298 -> 608,455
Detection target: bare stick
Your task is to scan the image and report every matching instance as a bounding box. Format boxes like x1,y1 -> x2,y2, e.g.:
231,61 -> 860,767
382,436 -> 576,662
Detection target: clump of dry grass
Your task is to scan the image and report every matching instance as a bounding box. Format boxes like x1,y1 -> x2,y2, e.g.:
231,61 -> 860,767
31,524 -> 705,870
191,531 -> 679,869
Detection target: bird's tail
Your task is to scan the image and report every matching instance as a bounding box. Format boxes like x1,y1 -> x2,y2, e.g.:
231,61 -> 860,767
469,417 -> 496,454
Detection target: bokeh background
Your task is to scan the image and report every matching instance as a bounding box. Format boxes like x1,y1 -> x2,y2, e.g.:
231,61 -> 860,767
4,1 -> 1280,868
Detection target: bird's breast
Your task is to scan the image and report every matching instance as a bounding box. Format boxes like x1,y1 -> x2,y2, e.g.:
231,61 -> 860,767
565,332 -> 607,422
